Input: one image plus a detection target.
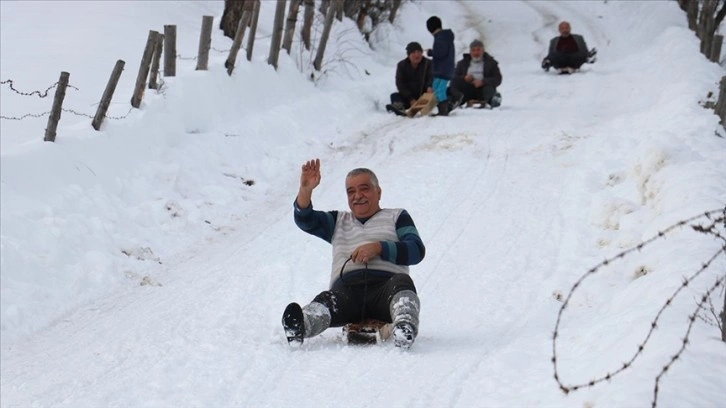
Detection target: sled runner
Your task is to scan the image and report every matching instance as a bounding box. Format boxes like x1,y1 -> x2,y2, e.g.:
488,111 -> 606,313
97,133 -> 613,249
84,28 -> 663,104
406,93 -> 437,118
344,319 -> 392,345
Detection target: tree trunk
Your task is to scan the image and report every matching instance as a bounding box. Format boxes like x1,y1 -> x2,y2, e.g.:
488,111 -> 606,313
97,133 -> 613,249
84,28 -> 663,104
320,0 -> 330,16
687,0 -> 698,32
220,0 -> 252,39
314,0 -> 337,71
282,0 -> 301,54
389,0 -> 402,23
335,0 -> 344,22
268,0 -> 287,69
302,0 -> 314,50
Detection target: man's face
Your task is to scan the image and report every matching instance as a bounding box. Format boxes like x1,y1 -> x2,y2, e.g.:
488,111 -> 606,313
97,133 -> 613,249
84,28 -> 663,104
559,22 -> 571,37
408,50 -> 423,65
470,46 -> 484,59
346,174 -> 381,219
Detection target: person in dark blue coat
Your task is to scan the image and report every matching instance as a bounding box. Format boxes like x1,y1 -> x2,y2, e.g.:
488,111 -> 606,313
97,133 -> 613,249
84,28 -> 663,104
425,16 -> 456,116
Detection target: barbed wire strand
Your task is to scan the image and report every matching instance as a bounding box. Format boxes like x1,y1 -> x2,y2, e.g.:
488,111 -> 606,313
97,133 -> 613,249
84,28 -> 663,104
652,275 -> 725,408
1,79 -> 79,97
552,207 -> 726,403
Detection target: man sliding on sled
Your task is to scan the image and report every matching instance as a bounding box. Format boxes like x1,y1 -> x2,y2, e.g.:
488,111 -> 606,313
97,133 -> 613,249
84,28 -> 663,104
386,42 -> 434,116
541,21 -> 597,74
282,159 -> 425,349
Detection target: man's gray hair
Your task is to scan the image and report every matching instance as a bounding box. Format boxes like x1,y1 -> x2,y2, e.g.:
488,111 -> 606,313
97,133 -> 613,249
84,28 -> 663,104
346,168 -> 379,188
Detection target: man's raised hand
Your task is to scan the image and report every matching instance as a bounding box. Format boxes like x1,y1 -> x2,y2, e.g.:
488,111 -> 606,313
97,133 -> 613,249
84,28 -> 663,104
296,159 -> 320,209
300,159 -> 321,191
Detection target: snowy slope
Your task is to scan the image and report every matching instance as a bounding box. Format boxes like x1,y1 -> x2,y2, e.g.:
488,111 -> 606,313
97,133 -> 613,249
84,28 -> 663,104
1,1 -> 725,407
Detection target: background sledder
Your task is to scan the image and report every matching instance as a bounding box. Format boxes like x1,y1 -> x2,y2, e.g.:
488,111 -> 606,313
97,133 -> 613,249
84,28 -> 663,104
385,42 -> 434,117
282,159 -> 426,349
541,21 -> 597,74
449,39 -> 503,110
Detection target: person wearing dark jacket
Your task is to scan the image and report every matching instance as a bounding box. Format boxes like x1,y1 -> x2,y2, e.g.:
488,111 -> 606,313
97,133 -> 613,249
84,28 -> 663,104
425,16 -> 456,116
450,39 -> 503,108
541,21 -> 596,74
386,42 -> 433,116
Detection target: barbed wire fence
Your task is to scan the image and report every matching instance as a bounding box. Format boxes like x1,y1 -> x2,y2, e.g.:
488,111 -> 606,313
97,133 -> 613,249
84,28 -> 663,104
552,206 -> 726,408
1,79 -> 135,122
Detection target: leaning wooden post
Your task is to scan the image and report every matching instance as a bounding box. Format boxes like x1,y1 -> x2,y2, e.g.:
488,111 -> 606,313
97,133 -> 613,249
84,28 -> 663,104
313,0 -> 337,71
302,0 -> 314,50
43,71 -> 70,142
268,0 -> 287,70
131,30 -> 159,108
246,0 -> 261,62
92,60 -> 125,131
164,25 -> 177,77
149,33 -> 164,89
196,16 -> 214,70
711,34 -> 723,63
226,2 -> 253,75
282,0 -> 302,54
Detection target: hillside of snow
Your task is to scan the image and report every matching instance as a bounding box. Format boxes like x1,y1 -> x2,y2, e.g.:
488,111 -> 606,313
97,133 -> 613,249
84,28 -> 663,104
1,1 -> 725,407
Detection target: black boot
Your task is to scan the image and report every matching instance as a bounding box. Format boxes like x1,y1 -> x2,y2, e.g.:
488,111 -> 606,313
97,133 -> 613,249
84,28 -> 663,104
282,302 -> 305,345
436,101 -> 449,117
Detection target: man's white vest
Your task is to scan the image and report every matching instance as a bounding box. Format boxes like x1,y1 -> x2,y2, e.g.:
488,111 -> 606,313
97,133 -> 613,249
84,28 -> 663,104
330,208 -> 409,286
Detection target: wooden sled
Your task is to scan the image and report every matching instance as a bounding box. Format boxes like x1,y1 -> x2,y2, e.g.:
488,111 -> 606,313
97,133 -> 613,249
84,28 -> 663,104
343,319 -> 392,345
406,93 -> 437,118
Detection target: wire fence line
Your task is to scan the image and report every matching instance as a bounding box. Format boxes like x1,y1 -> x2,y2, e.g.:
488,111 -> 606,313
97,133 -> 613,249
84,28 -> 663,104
1,107 -> 134,121
552,207 -> 726,407
1,79 -> 79,98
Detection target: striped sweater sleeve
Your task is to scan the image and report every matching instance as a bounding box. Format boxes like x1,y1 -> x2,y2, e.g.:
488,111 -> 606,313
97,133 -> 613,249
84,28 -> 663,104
379,209 -> 425,265
293,199 -> 337,243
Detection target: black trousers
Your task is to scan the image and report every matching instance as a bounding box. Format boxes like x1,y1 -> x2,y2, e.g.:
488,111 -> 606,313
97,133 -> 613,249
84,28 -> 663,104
548,51 -> 587,69
390,92 -> 418,109
450,77 -> 496,104
312,273 -> 417,327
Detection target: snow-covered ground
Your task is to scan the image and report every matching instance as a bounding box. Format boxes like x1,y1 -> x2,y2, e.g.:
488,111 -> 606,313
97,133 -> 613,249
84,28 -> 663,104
1,1 -> 725,407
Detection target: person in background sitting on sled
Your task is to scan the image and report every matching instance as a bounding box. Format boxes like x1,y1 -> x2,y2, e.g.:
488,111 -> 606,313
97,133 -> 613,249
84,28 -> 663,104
450,39 -> 503,109
425,16 -> 457,116
282,159 -> 426,349
386,42 -> 433,117
541,21 -> 596,74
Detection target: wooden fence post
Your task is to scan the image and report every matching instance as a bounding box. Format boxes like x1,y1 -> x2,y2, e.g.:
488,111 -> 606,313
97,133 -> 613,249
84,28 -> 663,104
43,71 -> 70,142
247,0 -> 261,61
711,34 -> 723,62
92,60 -> 125,131
715,76 -> 726,124
302,0 -> 314,50
268,0 -> 287,70
225,1 -> 254,75
131,30 -> 159,108
389,0 -> 402,23
313,0 -> 337,71
196,16 -> 214,70
282,0 -> 302,54
149,33 -> 164,89
164,25 -> 177,77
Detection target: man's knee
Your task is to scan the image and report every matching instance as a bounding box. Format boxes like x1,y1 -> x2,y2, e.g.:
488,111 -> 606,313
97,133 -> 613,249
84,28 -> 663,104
388,273 -> 417,295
